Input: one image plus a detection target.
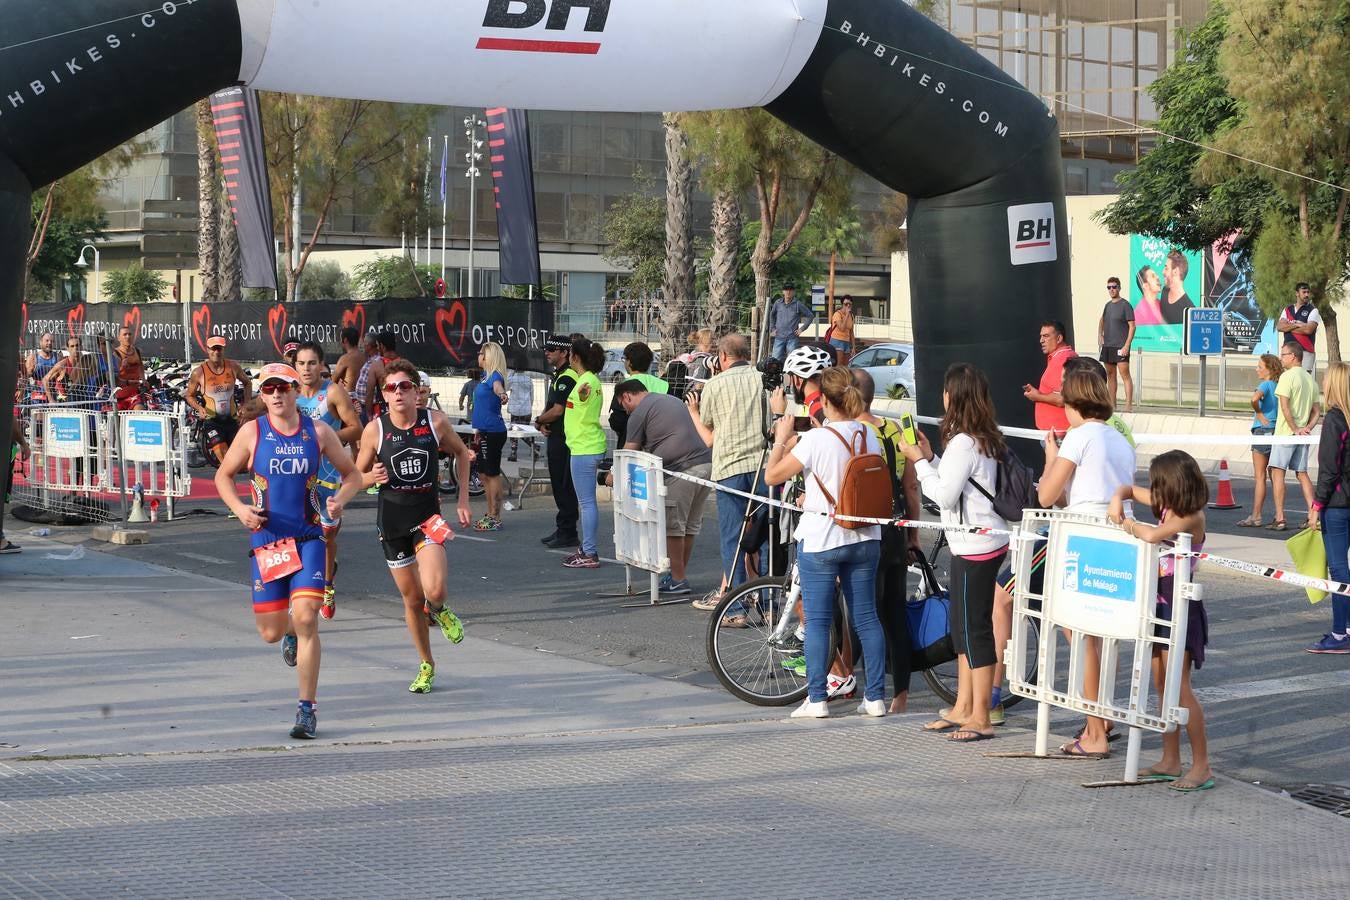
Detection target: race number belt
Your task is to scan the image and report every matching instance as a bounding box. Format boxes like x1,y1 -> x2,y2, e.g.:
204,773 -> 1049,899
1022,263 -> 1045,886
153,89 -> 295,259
253,537 -> 302,583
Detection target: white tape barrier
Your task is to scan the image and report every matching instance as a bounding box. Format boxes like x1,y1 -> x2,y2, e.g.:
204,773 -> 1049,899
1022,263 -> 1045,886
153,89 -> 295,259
897,411 -> 1319,447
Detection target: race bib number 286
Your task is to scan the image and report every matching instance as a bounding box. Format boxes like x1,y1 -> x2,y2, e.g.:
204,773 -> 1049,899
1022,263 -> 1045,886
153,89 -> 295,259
253,537 -> 302,583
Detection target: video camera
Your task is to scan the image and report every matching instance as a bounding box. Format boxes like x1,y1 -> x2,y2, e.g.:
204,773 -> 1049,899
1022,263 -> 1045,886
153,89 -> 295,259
756,356 -> 783,391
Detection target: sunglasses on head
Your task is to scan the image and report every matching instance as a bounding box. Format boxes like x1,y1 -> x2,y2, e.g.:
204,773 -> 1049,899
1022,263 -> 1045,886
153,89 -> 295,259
260,381 -> 292,395
382,380 -> 415,394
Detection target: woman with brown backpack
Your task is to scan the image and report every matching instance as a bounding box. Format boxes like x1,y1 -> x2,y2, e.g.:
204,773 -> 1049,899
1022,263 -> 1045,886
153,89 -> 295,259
764,366 -> 890,719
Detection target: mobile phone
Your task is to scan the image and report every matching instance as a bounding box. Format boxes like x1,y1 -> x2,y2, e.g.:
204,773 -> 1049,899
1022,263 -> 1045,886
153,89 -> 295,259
792,416 -> 813,433
899,412 -> 918,446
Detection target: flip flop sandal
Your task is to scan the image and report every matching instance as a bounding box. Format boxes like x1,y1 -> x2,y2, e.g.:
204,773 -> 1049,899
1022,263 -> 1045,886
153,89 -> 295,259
1235,516 -> 1263,528
922,718 -> 962,733
1266,520 -> 1288,531
1057,739 -> 1110,759
1168,777 -> 1215,792
948,729 -> 996,743
718,615 -> 750,629
1074,726 -> 1123,744
1137,768 -> 1181,783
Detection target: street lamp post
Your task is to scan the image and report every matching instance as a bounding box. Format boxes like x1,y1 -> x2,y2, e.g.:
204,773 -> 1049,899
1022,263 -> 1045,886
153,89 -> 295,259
74,241 -> 100,302
463,114 -> 485,297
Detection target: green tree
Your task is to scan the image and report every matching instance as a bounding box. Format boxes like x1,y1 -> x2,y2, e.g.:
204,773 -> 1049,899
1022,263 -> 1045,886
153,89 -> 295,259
700,221 -> 823,329
1096,3 -> 1273,248
351,254 -> 439,299
296,259 -> 351,300
685,109 -> 850,357
600,170 -> 665,296
262,94 -> 434,301
1204,0 -> 1350,360
196,99 -> 221,302
103,264 -> 169,304
871,192 -> 909,256
808,205 -> 862,318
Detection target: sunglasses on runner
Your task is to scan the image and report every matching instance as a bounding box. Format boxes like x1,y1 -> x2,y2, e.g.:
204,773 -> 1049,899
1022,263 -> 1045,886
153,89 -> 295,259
259,381 -> 293,395
382,380 -> 416,394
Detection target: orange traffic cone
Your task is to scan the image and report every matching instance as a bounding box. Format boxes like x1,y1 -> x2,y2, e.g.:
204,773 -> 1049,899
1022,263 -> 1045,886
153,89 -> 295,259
1210,458 -> 1240,509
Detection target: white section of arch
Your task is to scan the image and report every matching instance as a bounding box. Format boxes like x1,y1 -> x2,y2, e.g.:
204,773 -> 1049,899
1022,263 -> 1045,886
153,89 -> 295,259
236,0 -> 278,86
240,0 -> 825,111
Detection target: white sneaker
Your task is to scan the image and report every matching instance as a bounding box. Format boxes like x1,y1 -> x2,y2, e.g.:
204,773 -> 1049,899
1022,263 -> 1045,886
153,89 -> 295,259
826,673 -> 856,699
857,699 -> 886,718
790,699 -> 830,719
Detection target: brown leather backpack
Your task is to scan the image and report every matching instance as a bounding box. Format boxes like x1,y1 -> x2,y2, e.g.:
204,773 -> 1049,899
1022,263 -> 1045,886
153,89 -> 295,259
813,425 -> 894,529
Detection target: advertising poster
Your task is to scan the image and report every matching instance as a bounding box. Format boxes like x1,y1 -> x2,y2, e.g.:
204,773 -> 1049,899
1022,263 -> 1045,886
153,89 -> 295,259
1206,233 -> 1273,355
1128,236 -> 1204,352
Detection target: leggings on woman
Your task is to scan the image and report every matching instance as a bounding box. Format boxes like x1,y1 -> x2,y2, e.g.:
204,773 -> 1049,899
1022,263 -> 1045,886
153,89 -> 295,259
874,538 -> 912,697
569,452 -> 603,557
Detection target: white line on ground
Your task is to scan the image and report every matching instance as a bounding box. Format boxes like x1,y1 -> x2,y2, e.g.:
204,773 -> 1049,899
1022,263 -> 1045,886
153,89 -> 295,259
451,533 -> 495,543
179,551 -> 233,565
1194,670 -> 1350,704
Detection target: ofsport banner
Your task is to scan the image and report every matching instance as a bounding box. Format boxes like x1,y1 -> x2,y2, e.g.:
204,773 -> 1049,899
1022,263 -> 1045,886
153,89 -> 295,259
19,297 -> 556,372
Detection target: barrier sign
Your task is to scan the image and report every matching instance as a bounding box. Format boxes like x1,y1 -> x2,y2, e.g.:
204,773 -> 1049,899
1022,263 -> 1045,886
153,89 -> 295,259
628,462 -> 649,504
1047,522 -> 1155,640
608,449 -> 673,606
121,414 -> 170,463
45,412 -> 87,459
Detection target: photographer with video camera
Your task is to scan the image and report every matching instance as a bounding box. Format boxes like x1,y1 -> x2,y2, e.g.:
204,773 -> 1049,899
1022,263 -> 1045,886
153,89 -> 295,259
687,333 -> 769,610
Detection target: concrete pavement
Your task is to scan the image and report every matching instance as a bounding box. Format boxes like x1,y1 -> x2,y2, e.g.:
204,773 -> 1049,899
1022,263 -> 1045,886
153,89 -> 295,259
2,535 -> 1349,897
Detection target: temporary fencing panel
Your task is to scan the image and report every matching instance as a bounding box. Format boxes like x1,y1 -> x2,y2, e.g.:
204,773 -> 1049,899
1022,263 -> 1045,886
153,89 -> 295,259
609,449 -> 672,606
1007,509 -> 1196,784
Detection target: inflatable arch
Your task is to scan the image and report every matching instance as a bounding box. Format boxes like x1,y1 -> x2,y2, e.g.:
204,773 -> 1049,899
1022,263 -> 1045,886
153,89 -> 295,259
0,0 -> 1071,472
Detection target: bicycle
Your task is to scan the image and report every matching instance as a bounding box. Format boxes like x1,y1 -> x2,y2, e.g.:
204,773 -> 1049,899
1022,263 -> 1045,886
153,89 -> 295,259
425,392 -> 484,497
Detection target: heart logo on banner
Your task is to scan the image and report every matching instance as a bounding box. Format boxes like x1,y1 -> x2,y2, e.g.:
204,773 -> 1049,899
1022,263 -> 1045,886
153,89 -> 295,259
267,304 -> 288,357
435,302 -> 469,363
122,306 -> 142,340
20,302 -> 28,338
340,304 -> 366,336
67,303 -> 86,340
191,305 -> 213,352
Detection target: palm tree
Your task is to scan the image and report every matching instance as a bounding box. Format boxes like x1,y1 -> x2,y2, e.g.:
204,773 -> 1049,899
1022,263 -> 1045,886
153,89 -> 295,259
195,99 -> 220,302
661,113 -> 695,355
816,211 -> 861,319
706,186 -> 742,335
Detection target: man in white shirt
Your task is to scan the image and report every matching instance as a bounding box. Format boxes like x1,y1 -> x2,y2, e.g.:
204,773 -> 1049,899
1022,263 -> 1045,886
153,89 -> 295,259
506,369 -> 534,462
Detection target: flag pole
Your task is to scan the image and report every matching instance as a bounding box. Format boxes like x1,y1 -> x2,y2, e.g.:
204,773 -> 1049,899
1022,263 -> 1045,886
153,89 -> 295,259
440,134 -> 448,282
425,135 -> 432,267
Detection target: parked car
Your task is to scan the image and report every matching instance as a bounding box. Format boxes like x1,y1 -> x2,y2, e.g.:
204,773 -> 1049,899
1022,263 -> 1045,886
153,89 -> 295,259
849,342 -> 915,400
600,347 -> 662,383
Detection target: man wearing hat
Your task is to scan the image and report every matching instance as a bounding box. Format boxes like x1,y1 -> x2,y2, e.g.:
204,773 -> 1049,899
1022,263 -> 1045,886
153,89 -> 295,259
214,362 -> 362,740
185,335 -> 252,465
534,335 -> 581,548
770,283 -> 816,360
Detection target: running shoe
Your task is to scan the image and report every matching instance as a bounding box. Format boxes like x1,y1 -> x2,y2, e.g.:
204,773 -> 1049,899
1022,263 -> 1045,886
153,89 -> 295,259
691,589 -> 724,611
826,673 -> 856,699
989,704 -> 1006,726
780,654 -> 807,677
658,574 -> 691,595
424,601 -> 465,644
563,552 -> 600,569
290,705 -> 317,739
1306,633 -> 1350,654
320,586 -> 336,620
365,485 -> 379,495
408,661 -> 435,693
281,633 -> 298,667
472,515 -> 502,532
0,539 -> 21,554
773,632 -> 804,655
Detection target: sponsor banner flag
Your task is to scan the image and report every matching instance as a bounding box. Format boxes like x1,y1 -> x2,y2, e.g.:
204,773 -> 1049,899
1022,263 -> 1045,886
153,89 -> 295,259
485,107 -> 542,287
1128,235 -> 1204,353
212,86 -> 277,290
21,298 -> 557,373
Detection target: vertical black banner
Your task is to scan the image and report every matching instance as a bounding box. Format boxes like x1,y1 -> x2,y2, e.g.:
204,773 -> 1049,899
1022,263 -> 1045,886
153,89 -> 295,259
485,107 -> 542,287
212,87 -> 277,290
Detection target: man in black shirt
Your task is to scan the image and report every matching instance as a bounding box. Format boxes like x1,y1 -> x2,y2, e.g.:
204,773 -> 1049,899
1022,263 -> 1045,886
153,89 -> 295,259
535,335 -> 580,548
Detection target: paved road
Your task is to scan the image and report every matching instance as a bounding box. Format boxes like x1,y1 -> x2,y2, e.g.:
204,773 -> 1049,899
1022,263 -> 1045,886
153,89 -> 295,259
2,539 -> 1347,898
13,463 -> 1348,800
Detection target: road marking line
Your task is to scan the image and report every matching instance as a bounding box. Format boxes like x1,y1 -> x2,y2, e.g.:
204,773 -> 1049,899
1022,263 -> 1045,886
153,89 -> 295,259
180,551 -> 233,565
451,533 -> 495,543
1195,670 -> 1350,704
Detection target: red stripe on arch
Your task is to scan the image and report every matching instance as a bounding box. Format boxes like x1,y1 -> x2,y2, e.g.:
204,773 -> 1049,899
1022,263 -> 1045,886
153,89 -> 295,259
475,37 -> 601,54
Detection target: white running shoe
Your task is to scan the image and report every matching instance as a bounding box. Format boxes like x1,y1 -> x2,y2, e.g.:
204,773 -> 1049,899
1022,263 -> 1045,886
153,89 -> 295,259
857,699 -> 886,718
826,673 -> 856,699
790,699 -> 830,719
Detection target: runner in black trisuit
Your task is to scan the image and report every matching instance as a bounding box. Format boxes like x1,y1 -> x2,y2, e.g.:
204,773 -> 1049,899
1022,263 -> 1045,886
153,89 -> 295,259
355,359 -> 475,693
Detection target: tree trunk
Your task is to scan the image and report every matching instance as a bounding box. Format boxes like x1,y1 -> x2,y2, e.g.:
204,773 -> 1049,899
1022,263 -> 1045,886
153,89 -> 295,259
751,244 -> 773,362
827,251 -> 837,319
195,100 -> 220,302
218,199 -> 242,301
1324,307 -> 1340,364
707,187 -> 741,336
660,114 -> 695,357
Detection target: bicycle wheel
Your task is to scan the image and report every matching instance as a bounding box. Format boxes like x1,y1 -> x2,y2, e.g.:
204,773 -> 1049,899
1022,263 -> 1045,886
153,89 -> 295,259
705,576 -> 839,707
921,614 -> 1041,710
437,454 -> 457,495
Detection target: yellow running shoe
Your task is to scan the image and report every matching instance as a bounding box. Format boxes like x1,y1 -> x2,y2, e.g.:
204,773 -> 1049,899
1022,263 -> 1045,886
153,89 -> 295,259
424,601 -> 465,644
408,661 -> 435,693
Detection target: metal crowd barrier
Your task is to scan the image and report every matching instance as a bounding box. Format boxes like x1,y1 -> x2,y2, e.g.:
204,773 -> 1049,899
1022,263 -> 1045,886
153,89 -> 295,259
604,449 -> 675,607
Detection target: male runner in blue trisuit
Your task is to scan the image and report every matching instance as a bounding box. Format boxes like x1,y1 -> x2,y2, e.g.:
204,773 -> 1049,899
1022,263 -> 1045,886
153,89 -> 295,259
214,363 -> 362,740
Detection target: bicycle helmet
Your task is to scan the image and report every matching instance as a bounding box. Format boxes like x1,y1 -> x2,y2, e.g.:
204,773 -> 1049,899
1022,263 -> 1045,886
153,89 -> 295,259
783,345 -> 833,379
